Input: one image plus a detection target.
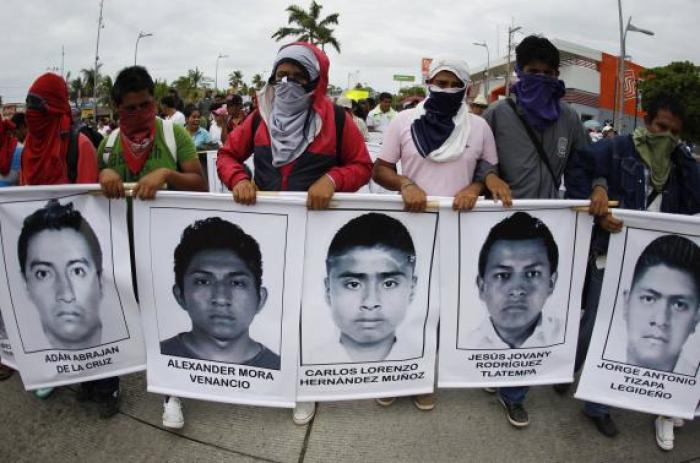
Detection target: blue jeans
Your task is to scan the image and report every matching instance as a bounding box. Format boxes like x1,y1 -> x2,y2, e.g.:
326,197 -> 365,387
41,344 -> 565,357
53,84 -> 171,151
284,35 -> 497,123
499,386 -> 529,406
577,258 -> 609,417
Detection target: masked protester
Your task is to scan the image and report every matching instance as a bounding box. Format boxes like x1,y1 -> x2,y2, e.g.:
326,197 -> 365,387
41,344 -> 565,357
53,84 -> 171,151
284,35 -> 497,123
0,118 -> 21,187
566,92 -> 700,447
21,73 -> 99,186
216,42 -> 372,211
216,43 -> 371,425
471,35 -> 590,431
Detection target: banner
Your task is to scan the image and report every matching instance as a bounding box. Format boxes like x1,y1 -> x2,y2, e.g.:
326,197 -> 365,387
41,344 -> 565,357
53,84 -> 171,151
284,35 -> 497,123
576,210 -> 700,419
0,187 -> 145,389
438,201 -> 592,388
134,192 -> 306,407
0,310 -> 16,369
297,195 -> 440,401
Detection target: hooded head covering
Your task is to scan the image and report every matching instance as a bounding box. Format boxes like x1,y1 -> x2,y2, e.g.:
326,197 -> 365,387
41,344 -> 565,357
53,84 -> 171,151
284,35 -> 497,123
257,42 -> 330,167
410,58 -> 472,163
0,119 -> 18,177
22,73 -> 73,185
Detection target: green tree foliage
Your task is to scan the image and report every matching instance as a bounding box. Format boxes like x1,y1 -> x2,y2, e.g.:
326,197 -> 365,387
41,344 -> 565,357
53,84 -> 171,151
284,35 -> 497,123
251,73 -> 265,91
228,70 -> 244,92
172,67 -> 211,102
639,61 -> 700,141
398,86 -> 426,98
272,1 -> 341,53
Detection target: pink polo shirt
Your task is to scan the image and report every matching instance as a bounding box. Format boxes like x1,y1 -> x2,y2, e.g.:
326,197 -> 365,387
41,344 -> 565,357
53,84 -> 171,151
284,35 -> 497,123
378,109 -> 498,196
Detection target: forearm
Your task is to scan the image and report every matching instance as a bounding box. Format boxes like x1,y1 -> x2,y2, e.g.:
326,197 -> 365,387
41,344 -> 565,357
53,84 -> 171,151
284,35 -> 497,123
164,170 -> 207,192
372,162 -> 413,191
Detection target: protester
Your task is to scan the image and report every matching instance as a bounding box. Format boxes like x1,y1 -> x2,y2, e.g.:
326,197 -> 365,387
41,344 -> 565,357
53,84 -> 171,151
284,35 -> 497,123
161,96 -> 186,126
366,92 -> 397,138
97,65 -> 206,429
198,89 -> 214,121
209,102 -> 227,147
566,91 -> 700,447
0,118 -> 22,187
19,72 -> 106,404
216,41 -> 372,424
372,58 -> 511,410
474,35 -> 589,428
220,94 -> 246,143
337,96 -> 369,141
470,94 -> 489,116
11,112 -> 27,143
183,104 -> 212,150
168,87 -> 185,112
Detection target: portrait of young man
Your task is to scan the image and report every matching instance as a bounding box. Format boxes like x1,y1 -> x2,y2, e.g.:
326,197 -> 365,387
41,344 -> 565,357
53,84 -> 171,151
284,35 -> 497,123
305,212 -> 419,364
17,199 -> 105,351
160,217 -> 280,370
465,211 -> 562,349
615,234 -> 700,375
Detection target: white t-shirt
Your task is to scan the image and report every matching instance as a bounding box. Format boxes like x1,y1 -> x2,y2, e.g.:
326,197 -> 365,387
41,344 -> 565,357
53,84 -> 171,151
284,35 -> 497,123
367,107 -> 397,134
167,111 -> 186,126
464,313 -> 564,349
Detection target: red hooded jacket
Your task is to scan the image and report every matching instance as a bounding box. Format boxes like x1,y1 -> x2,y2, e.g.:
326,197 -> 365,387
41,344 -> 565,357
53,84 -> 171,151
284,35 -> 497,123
216,43 -> 371,192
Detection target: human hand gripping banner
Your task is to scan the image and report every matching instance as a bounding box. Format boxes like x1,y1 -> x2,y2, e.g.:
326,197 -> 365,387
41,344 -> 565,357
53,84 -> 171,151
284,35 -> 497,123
576,210 -> 700,419
134,192 -> 306,408
0,186 -> 145,389
438,200 -> 593,388
297,195 -> 440,402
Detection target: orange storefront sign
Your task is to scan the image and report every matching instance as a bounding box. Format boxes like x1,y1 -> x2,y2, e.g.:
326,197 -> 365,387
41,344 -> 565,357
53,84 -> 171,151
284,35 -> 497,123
599,52 -> 645,116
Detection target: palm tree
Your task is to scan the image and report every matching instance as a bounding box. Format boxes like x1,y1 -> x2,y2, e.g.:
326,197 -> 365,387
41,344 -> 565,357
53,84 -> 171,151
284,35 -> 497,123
272,1 -> 341,53
228,70 -> 244,91
251,73 -> 265,91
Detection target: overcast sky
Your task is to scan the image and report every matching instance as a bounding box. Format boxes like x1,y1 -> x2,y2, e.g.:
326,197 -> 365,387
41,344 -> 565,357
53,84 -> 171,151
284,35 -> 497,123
1,0 -> 698,102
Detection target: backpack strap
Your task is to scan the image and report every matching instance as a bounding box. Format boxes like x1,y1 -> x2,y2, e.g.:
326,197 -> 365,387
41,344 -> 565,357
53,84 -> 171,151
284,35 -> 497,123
161,118 -> 177,163
103,128 -> 120,165
333,104 -> 345,156
65,124 -> 81,183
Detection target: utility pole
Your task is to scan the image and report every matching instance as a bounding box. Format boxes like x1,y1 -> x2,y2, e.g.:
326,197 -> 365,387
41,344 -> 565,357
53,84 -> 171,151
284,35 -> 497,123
215,53 -> 228,92
473,42 -> 490,97
93,0 -> 105,124
61,45 -> 65,79
505,25 -> 522,97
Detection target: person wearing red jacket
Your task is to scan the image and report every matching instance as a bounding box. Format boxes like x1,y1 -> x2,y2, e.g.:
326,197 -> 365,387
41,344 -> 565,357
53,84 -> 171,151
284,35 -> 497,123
217,42 -> 371,424
216,42 -> 372,210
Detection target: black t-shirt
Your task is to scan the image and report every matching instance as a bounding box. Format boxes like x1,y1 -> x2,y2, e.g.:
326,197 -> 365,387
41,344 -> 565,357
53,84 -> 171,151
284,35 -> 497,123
160,333 -> 280,370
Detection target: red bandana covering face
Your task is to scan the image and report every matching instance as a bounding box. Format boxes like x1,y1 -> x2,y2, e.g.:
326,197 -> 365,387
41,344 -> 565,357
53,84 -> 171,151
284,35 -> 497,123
22,73 -> 73,185
118,101 -> 157,174
0,119 -> 18,176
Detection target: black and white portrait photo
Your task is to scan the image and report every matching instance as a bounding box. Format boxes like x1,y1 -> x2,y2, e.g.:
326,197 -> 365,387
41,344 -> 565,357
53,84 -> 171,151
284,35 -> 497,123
301,209 -> 437,366
159,217 -> 280,370
459,211 -> 570,350
603,233 -> 700,376
5,198 -> 130,353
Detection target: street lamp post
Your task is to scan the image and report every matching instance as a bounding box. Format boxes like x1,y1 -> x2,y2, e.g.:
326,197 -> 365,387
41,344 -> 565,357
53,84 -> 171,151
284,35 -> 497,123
215,53 -> 229,92
92,0 -> 105,125
473,42 -> 490,97
616,0 -> 654,133
134,31 -> 153,65
505,25 -> 522,96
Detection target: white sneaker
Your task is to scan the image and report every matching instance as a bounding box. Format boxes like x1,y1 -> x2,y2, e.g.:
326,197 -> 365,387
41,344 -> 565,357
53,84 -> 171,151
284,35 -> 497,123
292,402 -> 316,425
655,416 -> 674,451
163,396 -> 184,429
672,417 -> 685,428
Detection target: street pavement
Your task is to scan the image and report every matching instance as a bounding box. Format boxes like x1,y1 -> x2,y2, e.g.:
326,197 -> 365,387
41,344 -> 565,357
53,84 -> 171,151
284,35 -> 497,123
1,371 -> 698,462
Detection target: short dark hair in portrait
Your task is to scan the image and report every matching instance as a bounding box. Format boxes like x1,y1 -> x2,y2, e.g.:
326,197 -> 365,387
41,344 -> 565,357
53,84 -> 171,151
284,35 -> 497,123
174,217 -> 263,291
18,199 -> 103,277
111,65 -> 155,106
478,211 -> 558,278
632,235 -> 700,294
516,35 -> 560,71
326,212 -> 416,267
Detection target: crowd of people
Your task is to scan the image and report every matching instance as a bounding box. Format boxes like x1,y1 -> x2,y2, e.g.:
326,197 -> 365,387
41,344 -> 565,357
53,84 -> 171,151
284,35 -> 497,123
0,35 -> 698,453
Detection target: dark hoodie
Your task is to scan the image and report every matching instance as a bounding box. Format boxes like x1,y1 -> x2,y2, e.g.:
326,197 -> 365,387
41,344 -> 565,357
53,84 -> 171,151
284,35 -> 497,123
216,42 -> 372,192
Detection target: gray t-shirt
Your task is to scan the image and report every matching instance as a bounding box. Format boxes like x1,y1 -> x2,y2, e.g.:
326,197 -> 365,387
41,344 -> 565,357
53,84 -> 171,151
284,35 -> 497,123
479,97 -> 589,199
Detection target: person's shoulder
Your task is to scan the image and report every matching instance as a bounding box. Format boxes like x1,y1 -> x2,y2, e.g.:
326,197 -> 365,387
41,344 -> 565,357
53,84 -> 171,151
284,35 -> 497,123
160,333 -> 193,357
251,344 -> 281,370
467,112 -> 490,129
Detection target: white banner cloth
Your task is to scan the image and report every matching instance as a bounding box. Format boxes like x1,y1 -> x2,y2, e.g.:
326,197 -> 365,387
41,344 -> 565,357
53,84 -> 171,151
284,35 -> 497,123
0,186 -> 145,389
438,200 -> 592,388
576,210 -> 700,419
134,192 -> 306,408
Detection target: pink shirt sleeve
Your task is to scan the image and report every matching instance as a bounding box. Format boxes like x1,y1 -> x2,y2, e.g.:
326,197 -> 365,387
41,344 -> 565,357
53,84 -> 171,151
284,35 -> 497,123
476,116 -> 499,166
377,115 -> 404,164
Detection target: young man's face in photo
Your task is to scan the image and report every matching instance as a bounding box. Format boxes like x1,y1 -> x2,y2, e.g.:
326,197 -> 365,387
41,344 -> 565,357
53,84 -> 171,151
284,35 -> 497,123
24,229 -> 103,346
478,239 -> 557,332
174,249 -> 267,343
325,245 -> 416,345
625,264 -> 700,371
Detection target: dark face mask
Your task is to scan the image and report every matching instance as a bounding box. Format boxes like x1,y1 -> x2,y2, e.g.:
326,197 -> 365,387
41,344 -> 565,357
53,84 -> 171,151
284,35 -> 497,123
424,85 -> 466,118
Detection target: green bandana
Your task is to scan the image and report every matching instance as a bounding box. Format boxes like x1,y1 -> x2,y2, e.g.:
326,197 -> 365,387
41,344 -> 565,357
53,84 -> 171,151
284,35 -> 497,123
632,127 -> 678,193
